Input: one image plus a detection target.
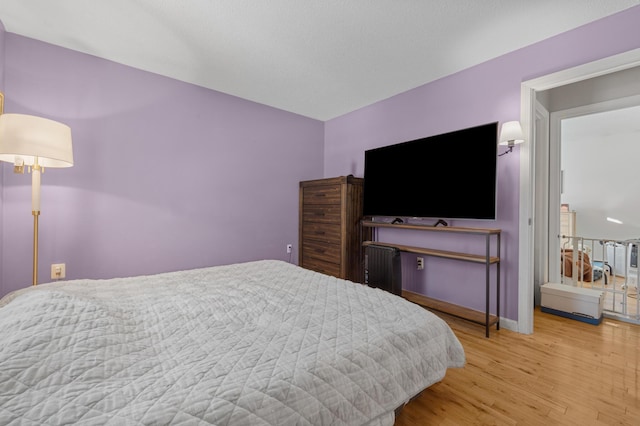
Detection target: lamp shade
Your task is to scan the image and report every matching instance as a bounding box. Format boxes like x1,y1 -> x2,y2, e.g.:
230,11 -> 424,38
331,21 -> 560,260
498,121 -> 524,147
0,113 -> 73,168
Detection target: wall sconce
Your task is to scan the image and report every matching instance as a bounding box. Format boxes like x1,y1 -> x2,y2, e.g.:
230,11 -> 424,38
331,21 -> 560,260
0,94 -> 74,286
498,121 -> 524,156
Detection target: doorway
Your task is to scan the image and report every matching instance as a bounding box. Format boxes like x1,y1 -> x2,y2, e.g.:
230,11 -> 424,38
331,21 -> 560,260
550,102 -> 640,323
518,48 -> 640,334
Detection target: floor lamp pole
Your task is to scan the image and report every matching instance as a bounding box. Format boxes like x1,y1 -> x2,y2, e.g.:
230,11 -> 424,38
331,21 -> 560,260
32,211 -> 39,286
32,163 -> 41,286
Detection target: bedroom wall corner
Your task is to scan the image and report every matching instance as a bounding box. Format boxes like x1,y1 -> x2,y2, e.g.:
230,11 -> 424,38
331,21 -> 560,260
0,34 -> 324,297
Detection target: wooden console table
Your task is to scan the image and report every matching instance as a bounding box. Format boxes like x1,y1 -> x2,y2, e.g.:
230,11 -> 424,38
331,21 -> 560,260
362,220 -> 501,337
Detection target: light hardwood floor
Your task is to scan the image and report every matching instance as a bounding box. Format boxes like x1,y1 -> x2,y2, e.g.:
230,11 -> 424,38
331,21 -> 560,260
395,307 -> 640,425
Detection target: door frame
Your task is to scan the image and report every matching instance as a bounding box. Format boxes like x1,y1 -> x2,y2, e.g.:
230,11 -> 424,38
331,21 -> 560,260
518,48 -> 640,334
533,102 -> 549,307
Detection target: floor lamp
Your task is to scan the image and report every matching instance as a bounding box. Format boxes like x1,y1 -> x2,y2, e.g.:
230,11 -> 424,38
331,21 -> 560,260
0,105 -> 74,286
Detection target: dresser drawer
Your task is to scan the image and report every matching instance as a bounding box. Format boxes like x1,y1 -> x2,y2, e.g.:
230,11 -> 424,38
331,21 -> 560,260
301,257 -> 342,278
302,205 -> 341,224
302,185 -> 341,205
302,222 -> 341,244
302,240 -> 341,265
299,176 -> 365,282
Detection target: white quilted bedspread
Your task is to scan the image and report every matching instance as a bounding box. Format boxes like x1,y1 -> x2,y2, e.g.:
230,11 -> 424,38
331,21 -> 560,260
0,260 -> 465,425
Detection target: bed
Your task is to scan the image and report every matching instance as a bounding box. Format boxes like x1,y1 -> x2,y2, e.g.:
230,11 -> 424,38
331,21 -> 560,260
0,260 -> 465,425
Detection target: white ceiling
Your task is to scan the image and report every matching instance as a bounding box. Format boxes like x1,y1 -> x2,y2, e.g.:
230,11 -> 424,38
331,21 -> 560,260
1,0 -> 639,120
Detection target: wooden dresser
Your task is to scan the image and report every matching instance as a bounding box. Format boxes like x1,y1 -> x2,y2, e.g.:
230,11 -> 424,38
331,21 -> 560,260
299,176 -> 367,283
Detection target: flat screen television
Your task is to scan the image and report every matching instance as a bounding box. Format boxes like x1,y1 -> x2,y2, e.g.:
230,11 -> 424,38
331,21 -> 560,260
363,122 -> 498,220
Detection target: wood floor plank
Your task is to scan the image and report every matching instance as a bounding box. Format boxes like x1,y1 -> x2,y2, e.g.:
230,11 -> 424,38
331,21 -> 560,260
394,307 -> 640,425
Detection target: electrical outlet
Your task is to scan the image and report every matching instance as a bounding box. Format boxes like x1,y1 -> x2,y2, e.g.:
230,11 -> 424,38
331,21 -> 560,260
286,244 -> 293,254
417,257 -> 424,270
51,263 -> 66,280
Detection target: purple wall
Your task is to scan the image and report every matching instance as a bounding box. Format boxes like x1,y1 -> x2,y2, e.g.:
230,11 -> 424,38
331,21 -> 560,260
0,34 -> 324,297
0,19 -> 5,290
324,5 -> 640,321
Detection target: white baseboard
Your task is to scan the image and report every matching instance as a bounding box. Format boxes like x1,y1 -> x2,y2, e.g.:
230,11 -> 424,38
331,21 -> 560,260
499,317 -> 518,332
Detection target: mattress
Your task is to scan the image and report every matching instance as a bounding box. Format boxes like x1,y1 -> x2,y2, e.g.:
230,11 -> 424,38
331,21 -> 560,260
0,260 -> 465,425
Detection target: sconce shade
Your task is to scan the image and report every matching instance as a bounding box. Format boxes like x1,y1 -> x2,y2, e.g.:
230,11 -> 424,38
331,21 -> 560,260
498,121 -> 524,147
0,113 -> 73,168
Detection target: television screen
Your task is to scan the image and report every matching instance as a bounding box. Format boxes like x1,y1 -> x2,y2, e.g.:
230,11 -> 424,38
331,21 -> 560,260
363,122 -> 498,220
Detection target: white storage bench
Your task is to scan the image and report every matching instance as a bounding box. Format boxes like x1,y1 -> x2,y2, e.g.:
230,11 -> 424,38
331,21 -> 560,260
541,283 -> 604,325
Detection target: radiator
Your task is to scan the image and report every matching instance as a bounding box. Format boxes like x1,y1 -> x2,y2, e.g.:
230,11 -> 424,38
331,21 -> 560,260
365,245 -> 402,295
